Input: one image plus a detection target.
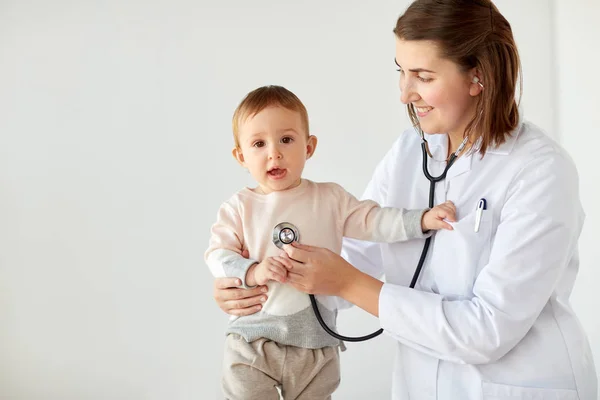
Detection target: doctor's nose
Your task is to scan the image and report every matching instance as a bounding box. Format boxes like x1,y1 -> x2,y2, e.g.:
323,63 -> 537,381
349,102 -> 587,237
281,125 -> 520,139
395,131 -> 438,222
399,78 -> 420,104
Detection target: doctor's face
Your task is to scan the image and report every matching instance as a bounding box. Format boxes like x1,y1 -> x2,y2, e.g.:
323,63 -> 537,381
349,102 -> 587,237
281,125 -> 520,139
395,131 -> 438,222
395,39 -> 480,138
233,106 -> 317,195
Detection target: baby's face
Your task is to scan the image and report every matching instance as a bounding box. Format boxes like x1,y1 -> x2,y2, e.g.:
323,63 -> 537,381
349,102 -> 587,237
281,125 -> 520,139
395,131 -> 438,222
234,106 -> 315,194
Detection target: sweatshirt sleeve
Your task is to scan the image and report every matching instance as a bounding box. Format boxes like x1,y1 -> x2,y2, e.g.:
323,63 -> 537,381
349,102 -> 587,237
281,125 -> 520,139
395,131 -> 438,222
204,201 -> 259,288
336,185 -> 431,242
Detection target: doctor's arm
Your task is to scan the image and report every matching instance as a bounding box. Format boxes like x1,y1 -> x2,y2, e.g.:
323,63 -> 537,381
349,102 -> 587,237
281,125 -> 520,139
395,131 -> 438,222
286,153 -> 583,364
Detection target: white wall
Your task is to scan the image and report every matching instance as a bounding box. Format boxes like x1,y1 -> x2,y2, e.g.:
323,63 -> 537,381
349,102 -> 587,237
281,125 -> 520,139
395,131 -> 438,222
0,1 -> 594,399
553,0 -> 600,391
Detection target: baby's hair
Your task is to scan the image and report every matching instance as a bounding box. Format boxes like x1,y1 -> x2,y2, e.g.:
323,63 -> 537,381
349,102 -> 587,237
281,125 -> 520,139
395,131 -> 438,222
232,85 -> 310,148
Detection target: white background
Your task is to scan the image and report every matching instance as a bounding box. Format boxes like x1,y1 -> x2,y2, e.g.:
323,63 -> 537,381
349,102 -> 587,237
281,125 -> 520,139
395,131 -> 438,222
0,1 -> 598,399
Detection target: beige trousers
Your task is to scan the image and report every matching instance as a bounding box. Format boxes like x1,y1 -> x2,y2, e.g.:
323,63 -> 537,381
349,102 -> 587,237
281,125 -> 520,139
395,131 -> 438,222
222,334 -> 341,400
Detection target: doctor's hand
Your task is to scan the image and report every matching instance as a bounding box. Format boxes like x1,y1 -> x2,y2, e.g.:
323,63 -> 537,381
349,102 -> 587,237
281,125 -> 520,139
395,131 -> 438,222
422,200 -> 456,232
281,242 -> 357,297
212,250 -> 269,317
213,278 -> 268,316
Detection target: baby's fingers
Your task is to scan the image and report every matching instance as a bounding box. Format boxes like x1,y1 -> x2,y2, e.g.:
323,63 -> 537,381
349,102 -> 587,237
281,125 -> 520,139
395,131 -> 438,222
436,205 -> 456,222
435,219 -> 454,231
267,263 -> 288,283
443,200 -> 456,209
273,256 -> 293,270
442,208 -> 457,222
444,201 -> 457,220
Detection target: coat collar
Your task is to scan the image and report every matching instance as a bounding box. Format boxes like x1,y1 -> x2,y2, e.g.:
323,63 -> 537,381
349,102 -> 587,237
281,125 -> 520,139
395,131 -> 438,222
423,120 -> 524,159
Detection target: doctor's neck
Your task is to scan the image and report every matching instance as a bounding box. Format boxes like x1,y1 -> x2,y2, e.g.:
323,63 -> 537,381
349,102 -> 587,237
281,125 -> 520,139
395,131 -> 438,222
447,130 -> 474,158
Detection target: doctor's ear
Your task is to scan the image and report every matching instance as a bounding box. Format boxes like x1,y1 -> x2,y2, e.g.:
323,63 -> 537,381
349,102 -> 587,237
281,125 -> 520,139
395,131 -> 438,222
305,135 -> 318,160
232,147 -> 246,167
470,74 -> 484,96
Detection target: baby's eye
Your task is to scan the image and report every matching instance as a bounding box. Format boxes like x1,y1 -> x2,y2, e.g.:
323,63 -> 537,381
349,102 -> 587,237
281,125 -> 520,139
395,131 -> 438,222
253,141 -> 265,148
281,136 -> 293,144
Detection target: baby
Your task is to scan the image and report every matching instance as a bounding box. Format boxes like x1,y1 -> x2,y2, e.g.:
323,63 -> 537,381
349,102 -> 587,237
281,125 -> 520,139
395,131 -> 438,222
205,85 -> 455,399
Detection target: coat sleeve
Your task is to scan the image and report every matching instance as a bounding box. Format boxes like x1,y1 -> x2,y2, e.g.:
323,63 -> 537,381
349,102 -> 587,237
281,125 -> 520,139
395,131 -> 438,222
378,152 -> 584,364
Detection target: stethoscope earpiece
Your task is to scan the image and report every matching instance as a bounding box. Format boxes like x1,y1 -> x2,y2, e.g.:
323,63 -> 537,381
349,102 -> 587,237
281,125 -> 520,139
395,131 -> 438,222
473,76 -> 484,89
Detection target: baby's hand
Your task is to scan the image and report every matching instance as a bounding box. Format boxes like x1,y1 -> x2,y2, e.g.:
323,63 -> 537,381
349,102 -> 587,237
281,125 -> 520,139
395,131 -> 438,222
246,256 -> 290,286
421,201 -> 456,232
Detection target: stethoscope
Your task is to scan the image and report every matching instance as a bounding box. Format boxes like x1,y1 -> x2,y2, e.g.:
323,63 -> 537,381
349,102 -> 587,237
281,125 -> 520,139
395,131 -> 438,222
272,128 -> 469,342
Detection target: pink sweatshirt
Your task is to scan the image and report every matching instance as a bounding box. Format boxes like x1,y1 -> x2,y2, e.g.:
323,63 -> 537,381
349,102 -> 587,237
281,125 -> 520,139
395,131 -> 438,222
205,179 -> 428,349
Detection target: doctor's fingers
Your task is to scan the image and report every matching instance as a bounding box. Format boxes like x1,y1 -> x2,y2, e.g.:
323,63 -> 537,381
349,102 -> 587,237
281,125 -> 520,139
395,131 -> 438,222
214,277 -> 243,290
221,296 -> 265,316
286,271 -> 310,293
287,268 -> 336,295
212,285 -> 266,316
287,257 -> 308,273
214,279 -> 267,300
287,259 -> 323,281
282,244 -> 310,263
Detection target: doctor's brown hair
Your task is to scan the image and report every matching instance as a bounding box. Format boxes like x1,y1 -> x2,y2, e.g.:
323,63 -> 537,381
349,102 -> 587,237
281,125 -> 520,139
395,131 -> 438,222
232,85 -> 310,148
394,0 -> 522,156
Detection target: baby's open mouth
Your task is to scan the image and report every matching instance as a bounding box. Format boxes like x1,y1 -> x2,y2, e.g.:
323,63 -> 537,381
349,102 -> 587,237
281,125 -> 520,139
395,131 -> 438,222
268,168 -> 286,177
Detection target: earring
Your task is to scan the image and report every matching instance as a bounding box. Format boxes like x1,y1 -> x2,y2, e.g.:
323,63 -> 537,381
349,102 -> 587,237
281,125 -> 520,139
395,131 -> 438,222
473,76 -> 484,89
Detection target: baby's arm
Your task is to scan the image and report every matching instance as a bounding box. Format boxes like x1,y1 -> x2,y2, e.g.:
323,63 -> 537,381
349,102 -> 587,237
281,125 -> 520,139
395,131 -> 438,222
245,256 -> 290,286
338,186 -> 455,242
204,202 -> 259,288
205,202 -> 292,287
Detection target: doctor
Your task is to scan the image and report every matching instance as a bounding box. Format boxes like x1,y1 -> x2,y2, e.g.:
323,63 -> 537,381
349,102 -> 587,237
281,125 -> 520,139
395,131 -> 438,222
212,0 -> 597,398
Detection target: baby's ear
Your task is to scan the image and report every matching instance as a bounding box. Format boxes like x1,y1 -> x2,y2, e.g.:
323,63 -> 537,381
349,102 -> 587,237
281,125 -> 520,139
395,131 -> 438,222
306,135 -> 318,159
232,147 -> 245,167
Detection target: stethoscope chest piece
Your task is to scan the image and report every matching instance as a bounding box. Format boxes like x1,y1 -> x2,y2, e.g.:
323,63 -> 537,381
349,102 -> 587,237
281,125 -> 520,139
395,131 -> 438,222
272,222 -> 299,249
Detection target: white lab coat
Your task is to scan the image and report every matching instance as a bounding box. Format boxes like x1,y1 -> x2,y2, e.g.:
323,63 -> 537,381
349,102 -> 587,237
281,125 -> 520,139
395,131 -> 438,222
342,121 -> 597,399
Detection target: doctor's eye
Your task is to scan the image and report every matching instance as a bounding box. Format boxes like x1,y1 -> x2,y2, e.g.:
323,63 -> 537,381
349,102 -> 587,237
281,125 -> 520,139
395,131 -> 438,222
417,76 -> 433,83
394,58 -> 403,73
252,141 -> 265,148
281,136 -> 294,144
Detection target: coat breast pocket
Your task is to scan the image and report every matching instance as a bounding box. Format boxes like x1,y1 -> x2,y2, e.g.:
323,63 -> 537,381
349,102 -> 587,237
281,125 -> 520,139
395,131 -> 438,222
426,208 -> 493,298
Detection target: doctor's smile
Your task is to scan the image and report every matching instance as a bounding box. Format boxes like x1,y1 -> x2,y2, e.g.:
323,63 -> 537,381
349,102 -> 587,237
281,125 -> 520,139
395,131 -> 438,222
415,105 -> 434,117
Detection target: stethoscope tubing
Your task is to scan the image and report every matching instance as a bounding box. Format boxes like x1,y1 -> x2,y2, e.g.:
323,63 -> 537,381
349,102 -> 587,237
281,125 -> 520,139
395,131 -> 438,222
308,133 -> 464,342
